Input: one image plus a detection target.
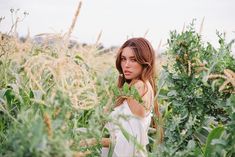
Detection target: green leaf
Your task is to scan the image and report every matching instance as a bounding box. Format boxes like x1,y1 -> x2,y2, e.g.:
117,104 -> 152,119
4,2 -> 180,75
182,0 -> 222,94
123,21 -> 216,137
210,139 -> 226,146
75,54 -> 84,61
123,83 -> 129,94
204,126 -> 224,157
112,87 -> 120,96
167,90 -> 177,97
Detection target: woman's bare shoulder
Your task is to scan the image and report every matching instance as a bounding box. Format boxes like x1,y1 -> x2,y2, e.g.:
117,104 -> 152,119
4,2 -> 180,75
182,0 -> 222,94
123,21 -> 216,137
133,80 -> 147,97
135,80 -> 153,110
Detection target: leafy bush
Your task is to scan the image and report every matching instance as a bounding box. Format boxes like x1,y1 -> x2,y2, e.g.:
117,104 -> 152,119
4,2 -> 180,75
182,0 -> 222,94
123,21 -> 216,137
155,21 -> 235,156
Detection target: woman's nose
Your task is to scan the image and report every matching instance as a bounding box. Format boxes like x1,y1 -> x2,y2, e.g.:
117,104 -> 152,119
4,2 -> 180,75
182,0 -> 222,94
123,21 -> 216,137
125,60 -> 130,67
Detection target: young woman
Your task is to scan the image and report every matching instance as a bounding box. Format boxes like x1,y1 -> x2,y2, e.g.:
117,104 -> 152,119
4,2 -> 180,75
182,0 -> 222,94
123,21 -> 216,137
102,37 -> 160,157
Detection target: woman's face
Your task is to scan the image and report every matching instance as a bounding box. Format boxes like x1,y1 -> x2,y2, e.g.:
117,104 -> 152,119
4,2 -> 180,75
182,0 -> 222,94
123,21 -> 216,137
120,47 -> 143,80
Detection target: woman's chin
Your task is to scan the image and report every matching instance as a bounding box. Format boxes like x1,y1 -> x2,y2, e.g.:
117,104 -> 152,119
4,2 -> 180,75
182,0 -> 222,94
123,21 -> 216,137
126,78 -> 133,81
124,75 -> 133,80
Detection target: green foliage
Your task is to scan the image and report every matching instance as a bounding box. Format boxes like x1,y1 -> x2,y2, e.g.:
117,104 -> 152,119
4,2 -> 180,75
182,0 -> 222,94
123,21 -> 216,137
156,21 -> 235,156
204,126 -> 224,157
112,82 -> 143,104
1,19 -> 235,157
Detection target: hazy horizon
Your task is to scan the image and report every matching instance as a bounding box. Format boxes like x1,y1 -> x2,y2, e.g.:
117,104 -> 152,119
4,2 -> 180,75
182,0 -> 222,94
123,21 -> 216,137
0,0 -> 234,53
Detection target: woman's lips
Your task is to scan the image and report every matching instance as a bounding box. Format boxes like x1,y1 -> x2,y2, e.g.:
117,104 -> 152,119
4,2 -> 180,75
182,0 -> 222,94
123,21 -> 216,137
124,70 -> 132,75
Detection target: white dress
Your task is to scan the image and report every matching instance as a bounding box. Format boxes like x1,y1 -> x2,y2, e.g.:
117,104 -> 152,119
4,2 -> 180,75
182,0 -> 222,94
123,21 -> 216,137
102,81 -> 154,157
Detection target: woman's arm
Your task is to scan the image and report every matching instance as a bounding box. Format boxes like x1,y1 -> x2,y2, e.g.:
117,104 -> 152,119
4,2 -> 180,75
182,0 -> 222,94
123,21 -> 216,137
127,80 -> 150,118
79,138 -> 111,147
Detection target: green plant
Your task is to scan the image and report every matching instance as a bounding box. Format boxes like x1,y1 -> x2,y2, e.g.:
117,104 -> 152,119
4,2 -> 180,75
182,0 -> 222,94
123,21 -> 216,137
155,21 -> 235,156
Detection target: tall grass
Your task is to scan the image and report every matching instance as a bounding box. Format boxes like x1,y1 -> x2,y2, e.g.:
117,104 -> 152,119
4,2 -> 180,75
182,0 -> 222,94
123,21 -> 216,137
0,6 -> 118,156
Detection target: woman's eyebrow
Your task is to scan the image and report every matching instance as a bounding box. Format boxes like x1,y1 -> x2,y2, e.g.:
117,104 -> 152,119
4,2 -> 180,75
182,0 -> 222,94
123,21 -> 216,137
121,55 -> 135,57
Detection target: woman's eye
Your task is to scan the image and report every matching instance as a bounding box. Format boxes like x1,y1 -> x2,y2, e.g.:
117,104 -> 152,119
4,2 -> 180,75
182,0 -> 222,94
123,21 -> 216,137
130,58 -> 137,62
121,58 -> 126,61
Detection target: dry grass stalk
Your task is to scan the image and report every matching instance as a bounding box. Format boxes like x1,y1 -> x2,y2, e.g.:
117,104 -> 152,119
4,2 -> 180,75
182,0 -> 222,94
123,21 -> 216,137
208,69 -> 235,93
44,113 -> 53,138
181,23 -> 185,32
199,17 -> 205,35
219,80 -> 230,91
54,107 -> 61,117
224,69 -> 235,86
188,60 -> 192,76
95,30 -> 103,46
195,67 -> 208,73
143,29 -> 149,38
192,63 -> 206,67
66,1 -> 82,39
2,26 -> 116,110
190,58 -> 208,74
23,52 -> 98,109
156,39 -> 162,54
208,74 -> 227,80
223,89 -> 235,94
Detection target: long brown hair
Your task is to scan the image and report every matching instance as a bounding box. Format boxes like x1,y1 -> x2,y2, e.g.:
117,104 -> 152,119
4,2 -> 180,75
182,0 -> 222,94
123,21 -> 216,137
115,37 -> 160,116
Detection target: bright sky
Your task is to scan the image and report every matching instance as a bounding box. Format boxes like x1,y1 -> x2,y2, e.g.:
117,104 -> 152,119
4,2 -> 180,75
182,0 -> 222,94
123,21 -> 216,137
0,0 -> 235,53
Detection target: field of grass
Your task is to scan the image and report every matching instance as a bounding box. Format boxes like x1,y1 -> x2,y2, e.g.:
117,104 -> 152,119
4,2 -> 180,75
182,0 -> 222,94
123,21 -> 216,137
1,6 -> 235,157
